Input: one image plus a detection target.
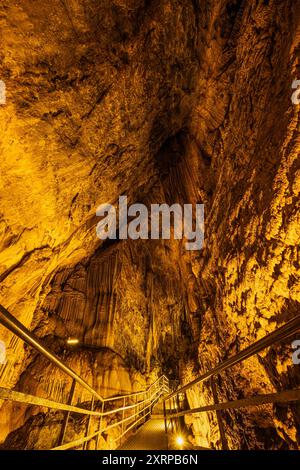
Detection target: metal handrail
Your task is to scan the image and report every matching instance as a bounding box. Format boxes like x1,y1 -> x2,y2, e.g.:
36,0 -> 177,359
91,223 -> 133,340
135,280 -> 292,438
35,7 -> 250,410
0,386 -> 103,416
0,303 -> 167,405
52,379 -> 168,451
105,376 -> 168,402
2,302 -> 300,450
164,314 -> 300,401
0,303 -> 170,449
0,382 -> 168,419
166,389 -> 300,418
163,314 -> 300,450
0,304 -> 103,402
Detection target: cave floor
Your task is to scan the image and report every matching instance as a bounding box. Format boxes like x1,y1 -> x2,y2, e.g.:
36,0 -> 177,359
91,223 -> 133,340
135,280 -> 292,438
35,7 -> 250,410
119,418 -> 168,450
119,401 -> 168,450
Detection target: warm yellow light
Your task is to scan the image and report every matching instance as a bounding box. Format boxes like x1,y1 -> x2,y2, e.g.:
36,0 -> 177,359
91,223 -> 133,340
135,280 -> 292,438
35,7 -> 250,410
176,435 -> 184,447
66,338 -> 79,345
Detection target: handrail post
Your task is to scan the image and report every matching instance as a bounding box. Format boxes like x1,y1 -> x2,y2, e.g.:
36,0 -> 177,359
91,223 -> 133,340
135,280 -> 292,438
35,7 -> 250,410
143,392 -> 146,422
83,396 -> 94,450
134,393 -> 138,431
210,376 -> 229,450
176,394 -> 181,435
121,396 -> 126,445
163,399 -> 169,450
136,394 -> 140,424
171,397 -> 175,433
57,378 -> 76,446
96,401 -> 105,450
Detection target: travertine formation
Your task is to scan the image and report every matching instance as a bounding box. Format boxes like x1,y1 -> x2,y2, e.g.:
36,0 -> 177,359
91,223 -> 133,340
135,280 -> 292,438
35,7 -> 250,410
0,0 -> 299,449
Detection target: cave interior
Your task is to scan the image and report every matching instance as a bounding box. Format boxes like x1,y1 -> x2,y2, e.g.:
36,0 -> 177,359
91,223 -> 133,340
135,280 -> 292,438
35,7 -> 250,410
0,0 -> 300,451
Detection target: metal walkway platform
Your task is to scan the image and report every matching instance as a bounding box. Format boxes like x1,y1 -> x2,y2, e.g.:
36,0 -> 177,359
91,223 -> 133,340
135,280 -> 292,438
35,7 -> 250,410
119,417 -> 167,450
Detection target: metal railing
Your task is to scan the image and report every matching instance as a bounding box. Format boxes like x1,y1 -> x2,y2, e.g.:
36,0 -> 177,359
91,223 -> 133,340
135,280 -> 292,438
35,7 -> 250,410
2,302 -> 299,450
163,314 -> 300,450
0,304 -> 169,450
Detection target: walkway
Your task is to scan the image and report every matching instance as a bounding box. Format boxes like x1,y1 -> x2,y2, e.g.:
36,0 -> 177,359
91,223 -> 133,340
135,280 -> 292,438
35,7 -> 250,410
119,401 -> 168,450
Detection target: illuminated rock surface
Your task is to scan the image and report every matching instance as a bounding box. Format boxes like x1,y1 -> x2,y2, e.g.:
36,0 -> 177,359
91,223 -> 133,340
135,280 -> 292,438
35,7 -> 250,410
0,0 -> 299,449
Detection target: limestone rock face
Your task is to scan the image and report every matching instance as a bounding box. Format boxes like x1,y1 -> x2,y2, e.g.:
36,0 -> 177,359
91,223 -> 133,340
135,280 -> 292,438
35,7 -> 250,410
0,0 -> 300,450
183,1 -> 300,450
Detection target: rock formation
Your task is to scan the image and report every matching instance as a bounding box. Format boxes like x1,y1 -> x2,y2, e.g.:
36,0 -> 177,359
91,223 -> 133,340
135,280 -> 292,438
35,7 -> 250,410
0,0 -> 299,450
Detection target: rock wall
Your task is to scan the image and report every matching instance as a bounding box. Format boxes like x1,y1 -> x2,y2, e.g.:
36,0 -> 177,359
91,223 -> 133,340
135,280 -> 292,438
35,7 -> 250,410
0,0 -> 200,444
180,0 -> 300,450
0,0 -> 300,450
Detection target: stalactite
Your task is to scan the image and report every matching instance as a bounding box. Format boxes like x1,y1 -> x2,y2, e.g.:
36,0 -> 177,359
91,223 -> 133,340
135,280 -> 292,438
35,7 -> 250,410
0,0 -> 299,451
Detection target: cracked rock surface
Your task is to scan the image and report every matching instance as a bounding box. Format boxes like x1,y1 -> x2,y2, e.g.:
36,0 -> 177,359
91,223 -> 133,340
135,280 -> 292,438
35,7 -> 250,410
0,0 -> 300,449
